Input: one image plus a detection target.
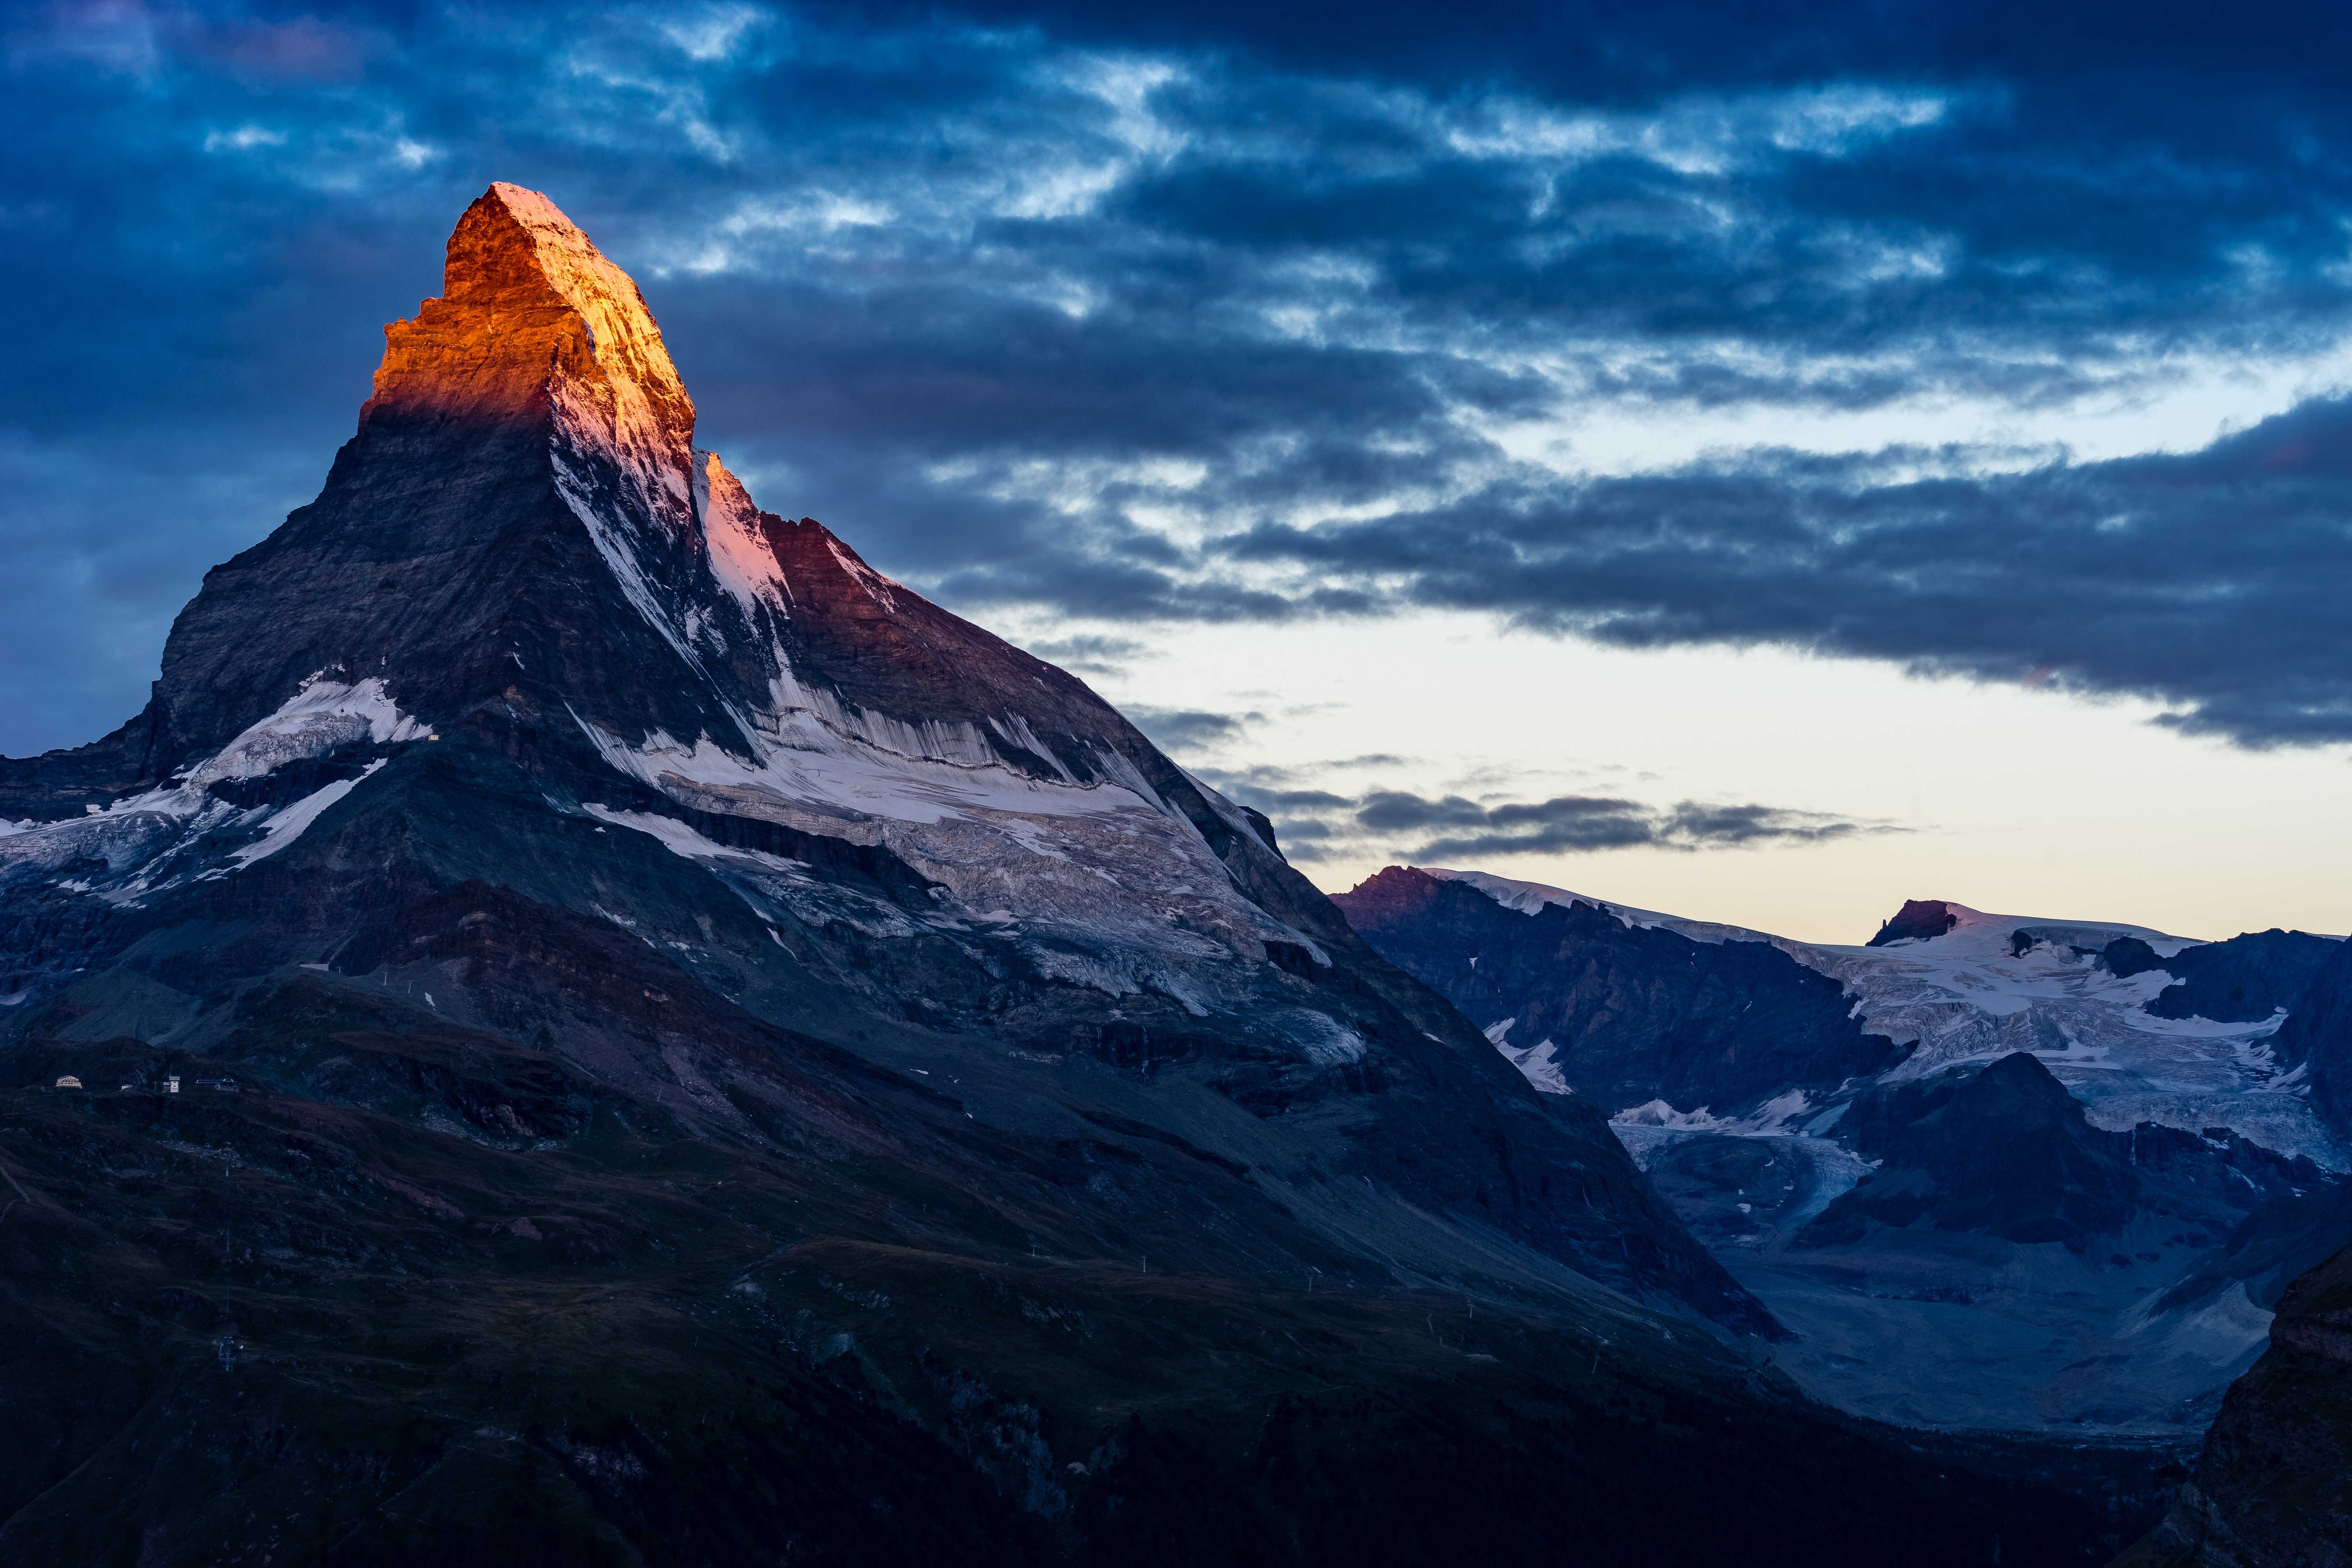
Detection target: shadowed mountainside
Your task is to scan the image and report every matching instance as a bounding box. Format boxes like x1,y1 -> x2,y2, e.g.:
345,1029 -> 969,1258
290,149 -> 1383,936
2096,931 -> 2340,1026
2119,1240 -> 2352,1567
1330,867 -> 2351,1441
0,948 -> 2173,1565
1799,1053 -> 2323,1253
1332,866 -> 1907,1117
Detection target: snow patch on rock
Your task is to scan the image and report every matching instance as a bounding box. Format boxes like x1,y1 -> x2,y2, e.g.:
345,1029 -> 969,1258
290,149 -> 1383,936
694,450 -> 791,617
1613,1087 -> 1817,1136
229,760 -> 388,867
0,677 -> 419,902
185,676 -> 427,791
1500,1036 -> 1572,1095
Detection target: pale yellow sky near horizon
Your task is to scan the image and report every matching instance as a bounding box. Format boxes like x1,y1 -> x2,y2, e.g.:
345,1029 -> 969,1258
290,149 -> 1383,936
1047,610 -> 2352,947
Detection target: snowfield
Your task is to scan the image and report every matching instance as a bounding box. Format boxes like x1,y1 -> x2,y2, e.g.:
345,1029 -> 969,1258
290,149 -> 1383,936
0,677 -> 425,907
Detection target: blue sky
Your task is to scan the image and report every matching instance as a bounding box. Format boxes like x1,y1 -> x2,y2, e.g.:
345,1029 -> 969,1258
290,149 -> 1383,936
8,0 -> 2352,936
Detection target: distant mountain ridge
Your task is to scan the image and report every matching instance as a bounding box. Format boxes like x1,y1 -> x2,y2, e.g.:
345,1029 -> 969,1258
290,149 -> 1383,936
1798,1051 -> 2324,1253
1333,866 -> 1909,1119
1334,864 -> 2352,1436
1339,866 -> 2344,1162
2097,929 -> 2340,1026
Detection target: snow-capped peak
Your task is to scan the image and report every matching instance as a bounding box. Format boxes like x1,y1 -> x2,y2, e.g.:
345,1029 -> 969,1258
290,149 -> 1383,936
1855,896 -> 2188,957
367,181 -> 700,561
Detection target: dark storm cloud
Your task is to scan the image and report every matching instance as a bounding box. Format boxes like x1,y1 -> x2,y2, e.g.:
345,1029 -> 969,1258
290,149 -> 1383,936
1360,791 -> 1663,856
887,0 -> 2352,114
1413,798 -> 1889,859
9,0 -> 2352,755
1221,395 -> 2352,747
1015,633 -> 1149,677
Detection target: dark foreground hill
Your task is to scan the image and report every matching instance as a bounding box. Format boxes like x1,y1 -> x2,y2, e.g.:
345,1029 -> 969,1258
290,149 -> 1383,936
0,185 -> 2174,1564
0,980 -> 2175,1565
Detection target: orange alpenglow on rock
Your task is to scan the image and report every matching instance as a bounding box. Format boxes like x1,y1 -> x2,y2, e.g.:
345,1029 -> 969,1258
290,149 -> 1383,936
361,181 -> 708,537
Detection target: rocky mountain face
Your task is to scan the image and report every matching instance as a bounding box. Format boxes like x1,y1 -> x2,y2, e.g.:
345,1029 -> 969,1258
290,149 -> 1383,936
2119,1240 -> 2352,1567
1797,1052 -> 2322,1252
1332,866 -> 1908,1118
2097,929 -> 2341,1027
0,183 -> 2199,1564
0,184 -> 1758,1338
2268,937 -> 2352,1136
1867,898 -> 1963,946
1333,867 -> 2349,1438
1804,1052 -> 2141,1247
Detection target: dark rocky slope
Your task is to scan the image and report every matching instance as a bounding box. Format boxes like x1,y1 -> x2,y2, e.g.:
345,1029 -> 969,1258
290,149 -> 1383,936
0,1001 -> 2169,1566
2270,938 -> 2352,1136
1333,866 -> 1906,1117
1800,1053 -> 2323,1252
2118,1241 -> 2352,1567
2094,930 -> 2340,1025
2157,1179 -> 2352,1319
1868,898 -> 1962,946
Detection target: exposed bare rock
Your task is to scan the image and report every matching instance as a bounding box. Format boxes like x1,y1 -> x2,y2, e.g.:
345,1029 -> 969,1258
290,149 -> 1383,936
2120,1242 -> 2352,1566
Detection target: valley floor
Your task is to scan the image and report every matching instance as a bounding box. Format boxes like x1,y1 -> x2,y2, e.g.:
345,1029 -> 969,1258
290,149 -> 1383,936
1620,1124 -> 2282,1436
1730,1252 -> 2265,1434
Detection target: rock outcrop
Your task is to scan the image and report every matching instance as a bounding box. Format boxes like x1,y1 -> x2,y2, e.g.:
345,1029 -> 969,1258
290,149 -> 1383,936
2096,930 -> 2340,1026
1799,1053 -> 2322,1252
2270,939 -> 2352,1136
1867,898 -> 1962,947
2120,1241 -> 2352,1566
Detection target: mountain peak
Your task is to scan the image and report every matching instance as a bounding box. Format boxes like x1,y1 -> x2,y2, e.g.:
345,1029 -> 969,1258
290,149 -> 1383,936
366,183 -> 695,475
1866,897 -> 1962,946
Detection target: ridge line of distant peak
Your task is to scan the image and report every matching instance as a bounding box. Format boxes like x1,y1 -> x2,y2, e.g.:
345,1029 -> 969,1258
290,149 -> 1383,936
1358,864 -> 2194,951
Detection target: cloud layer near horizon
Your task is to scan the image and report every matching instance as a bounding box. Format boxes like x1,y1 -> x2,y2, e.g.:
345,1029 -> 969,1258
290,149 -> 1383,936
1250,782 -> 1899,867
7,0 -> 2352,767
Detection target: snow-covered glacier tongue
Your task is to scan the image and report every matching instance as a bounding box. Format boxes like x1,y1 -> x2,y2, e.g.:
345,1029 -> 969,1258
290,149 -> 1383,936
1789,899 -> 2341,1165
1336,866 -> 2352,1436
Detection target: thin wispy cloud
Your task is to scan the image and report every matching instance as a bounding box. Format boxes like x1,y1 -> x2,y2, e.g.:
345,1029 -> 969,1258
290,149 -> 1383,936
1184,760 -> 1906,866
